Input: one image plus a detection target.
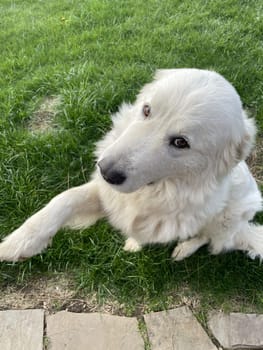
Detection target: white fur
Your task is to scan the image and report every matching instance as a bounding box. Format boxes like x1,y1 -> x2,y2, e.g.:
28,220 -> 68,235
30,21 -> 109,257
0,68 -> 262,262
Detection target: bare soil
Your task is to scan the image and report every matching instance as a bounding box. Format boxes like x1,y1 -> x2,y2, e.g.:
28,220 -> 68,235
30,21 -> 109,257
28,96 -> 61,132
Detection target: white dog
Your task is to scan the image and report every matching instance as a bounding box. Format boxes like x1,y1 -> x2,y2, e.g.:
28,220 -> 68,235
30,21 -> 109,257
0,68 -> 262,262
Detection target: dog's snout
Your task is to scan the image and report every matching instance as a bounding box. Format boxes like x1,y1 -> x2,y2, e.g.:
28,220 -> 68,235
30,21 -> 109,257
98,159 -> 126,185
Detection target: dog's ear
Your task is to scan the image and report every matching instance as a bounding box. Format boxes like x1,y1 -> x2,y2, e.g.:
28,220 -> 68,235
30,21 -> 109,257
136,69 -> 178,101
218,112 -> 256,176
236,112 -> 256,161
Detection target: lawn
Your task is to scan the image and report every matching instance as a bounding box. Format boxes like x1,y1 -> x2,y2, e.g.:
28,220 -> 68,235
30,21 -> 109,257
0,0 -> 263,317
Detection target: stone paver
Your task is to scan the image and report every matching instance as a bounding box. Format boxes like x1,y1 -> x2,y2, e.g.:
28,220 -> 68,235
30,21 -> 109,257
46,310 -> 144,350
0,309 -> 44,350
1,307 -> 263,350
208,312 -> 263,349
144,306 -> 217,350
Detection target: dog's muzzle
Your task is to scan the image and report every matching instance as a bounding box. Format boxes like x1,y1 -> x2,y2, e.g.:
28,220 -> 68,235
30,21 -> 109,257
97,159 -> 127,185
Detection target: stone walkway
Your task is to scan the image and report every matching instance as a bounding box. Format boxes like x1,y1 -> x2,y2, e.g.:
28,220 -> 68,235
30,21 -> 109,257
0,306 -> 263,349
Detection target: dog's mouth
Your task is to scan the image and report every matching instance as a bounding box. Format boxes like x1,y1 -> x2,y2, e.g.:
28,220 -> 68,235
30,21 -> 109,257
147,182 -> 155,186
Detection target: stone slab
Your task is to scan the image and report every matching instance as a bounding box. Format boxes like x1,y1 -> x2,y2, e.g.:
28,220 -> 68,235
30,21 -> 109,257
144,306 -> 217,350
208,312 -> 263,349
46,311 -> 144,350
0,309 -> 44,350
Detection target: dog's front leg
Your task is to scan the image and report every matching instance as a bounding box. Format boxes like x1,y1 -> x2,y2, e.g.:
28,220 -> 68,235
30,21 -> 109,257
0,181 -> 104,262
123,237 -> 142,252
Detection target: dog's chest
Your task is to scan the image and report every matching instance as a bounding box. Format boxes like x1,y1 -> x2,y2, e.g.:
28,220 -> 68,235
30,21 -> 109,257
97,180 -> 203,244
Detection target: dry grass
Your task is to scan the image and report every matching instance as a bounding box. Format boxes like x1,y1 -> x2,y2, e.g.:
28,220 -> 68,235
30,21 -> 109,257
0,275 -> 74,312
0,274 -> 131,315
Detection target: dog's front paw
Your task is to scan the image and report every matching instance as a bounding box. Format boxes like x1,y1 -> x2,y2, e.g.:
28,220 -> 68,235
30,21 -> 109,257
172,241 -> 194,261
0,225 -> 51,262
123,237 -> 142,252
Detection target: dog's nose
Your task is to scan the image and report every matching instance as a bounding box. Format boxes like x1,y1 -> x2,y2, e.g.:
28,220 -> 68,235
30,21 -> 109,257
98,159 -> 127,185
103,170 -> 126,185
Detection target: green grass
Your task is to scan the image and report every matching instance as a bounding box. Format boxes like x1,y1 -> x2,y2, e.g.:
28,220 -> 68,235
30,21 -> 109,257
1,0 -> 263,315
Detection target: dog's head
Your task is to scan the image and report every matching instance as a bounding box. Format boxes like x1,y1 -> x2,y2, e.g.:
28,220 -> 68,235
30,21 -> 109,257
97,69 -> 256,193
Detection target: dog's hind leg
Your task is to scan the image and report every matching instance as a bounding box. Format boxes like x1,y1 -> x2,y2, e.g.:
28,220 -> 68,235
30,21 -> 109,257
0,181 -> 104,262
233,223 -> 263,260
172,236 -> 209,261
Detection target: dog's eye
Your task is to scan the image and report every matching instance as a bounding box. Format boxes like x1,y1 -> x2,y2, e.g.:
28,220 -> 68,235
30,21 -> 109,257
143,104 -> 151,118
169,137 -> 190,149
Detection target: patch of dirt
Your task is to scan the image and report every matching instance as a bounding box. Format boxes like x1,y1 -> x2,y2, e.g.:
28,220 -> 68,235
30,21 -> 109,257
29,96 -> 61,132
247,136 -> 263,185
0,275 -> 74,313
0,275 -> 129,315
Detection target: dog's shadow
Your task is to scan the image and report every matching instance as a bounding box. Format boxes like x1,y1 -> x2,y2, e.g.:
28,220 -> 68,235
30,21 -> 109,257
142,243 -> 263,298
